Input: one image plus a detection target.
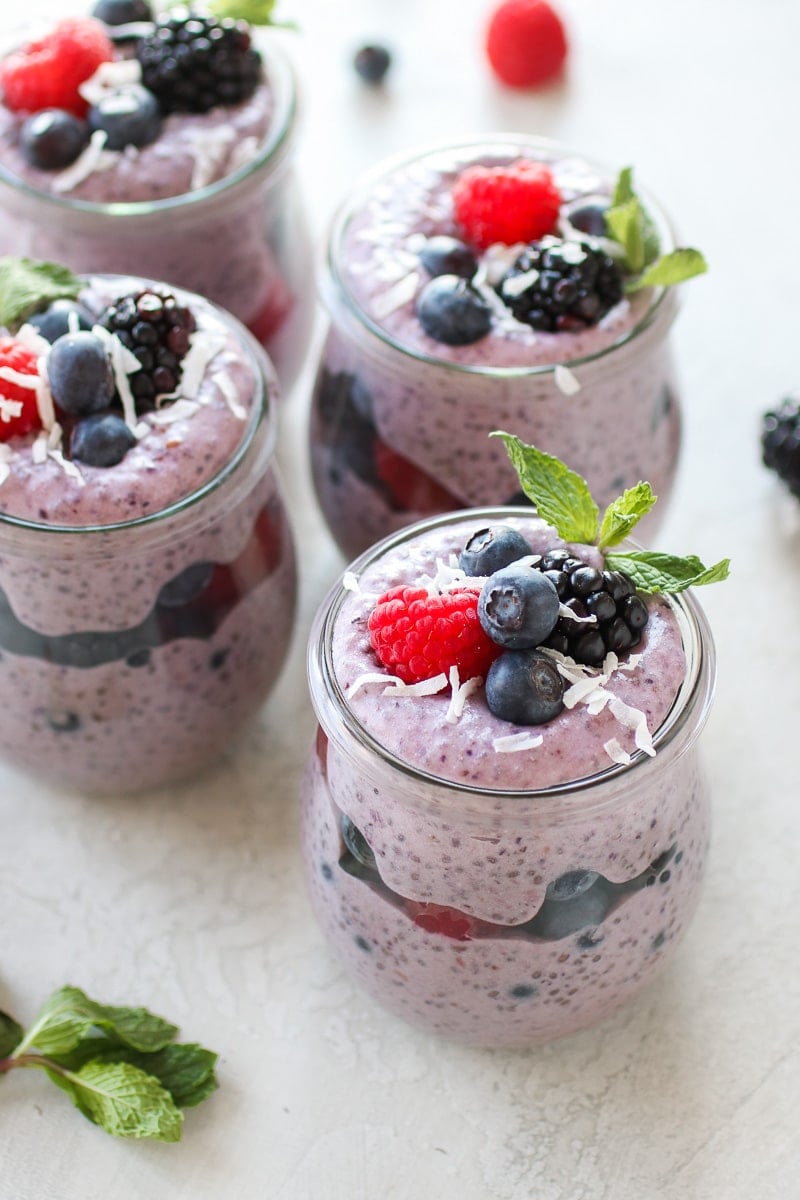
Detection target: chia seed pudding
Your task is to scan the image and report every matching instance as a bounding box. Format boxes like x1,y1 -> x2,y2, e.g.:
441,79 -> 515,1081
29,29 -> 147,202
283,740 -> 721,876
301,511 -> 716,1045
310,136 -> 690,559
0,11 -> 312,387
0,273 -> 297,794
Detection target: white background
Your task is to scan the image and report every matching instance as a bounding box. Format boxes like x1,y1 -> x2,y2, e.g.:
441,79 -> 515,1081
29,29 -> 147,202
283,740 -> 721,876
1,1 -> 798,1197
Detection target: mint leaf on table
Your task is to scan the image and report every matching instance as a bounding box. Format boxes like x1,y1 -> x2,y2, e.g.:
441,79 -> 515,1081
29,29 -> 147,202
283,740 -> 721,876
604,550 -> 731,593
493,432 -> 599,544
597,482 -> 657,550
0,1010 -> 23,1059
0,985 -> 218,1141
626,248 -> 708,293
46,1060 -> 183,1142
0,258 -> 82,331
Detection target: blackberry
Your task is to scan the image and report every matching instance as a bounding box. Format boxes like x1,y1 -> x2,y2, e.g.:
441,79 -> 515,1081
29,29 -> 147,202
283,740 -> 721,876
135,10 -> 262,115
536,549 -> 649,666
762,395 -> 800,498
497,236 -> 623,332
99,288 -> 196,411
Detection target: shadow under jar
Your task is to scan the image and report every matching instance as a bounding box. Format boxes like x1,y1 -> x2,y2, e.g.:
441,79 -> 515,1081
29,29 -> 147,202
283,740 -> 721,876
301,510 -> 716,1046
0,279 -> 297,795
309,136 -> 683,560
0,38 -> 312,392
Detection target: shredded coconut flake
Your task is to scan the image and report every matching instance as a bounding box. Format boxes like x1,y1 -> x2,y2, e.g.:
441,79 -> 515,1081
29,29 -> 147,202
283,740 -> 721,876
0,397 -> 23,423
559,601 -> 596,625
501,268 -> 540,298
79,58 -> 141,106
48,449 -> 85,485
0,444 -> 10,485
563,675 -> 607,710
35,355 -> 56,432
493,731 -> 545,753
372,272 -> 420,319
0,366 -> 38,390
342,572 -> 361,593
608,696 -> 655,756
604,738 -> 632,766
188,125 -> 237,191
178,331 -> 227,400
227,135 -> 261,175
93,327 -> 139,430
148,399 -> 200,426
213,370 -> 247,419
554,364 -> 581,396
31,432 -> 48,464
53,130 -> 115,193
15,324 -> 50,357
346,670 -> 448,700
444,667 -> 483,725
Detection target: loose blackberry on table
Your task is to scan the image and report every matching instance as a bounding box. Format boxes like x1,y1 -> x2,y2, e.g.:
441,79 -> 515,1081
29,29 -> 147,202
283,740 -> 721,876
99,287 -> 196,410
762,395 -> 800,498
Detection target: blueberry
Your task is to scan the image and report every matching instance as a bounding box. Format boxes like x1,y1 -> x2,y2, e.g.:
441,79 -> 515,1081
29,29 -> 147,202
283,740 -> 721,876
28,299 -> 94,344
70,412 -> 136,468
485,649 -> 564,725
529,870 -> 615,940
459,525 -> 533,576
565,197 -> 609,238
88,85 -> 162,151
92,0 -> 153,24
20,109 -> 89,170
157,562 -> 214,608
353,44 -> 391,84
478,561 -> 560,649
419,236 -> 478,280
48,332 -> 115,416
416,276 -> 492,346
341,815 -> 377,870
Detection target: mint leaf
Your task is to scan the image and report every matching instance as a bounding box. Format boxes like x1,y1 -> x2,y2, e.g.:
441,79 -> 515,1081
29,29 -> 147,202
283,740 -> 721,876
597,482 -> 657,550
15,987 -> 105,1057
612,166 -> 635,206
0,258 -> 81,331
208,0 -> 295,26
605,198 -> 646,275
493,432 -> 599,544
605,550 -> 730,593
93,1005 -> 178,1053
46,1060 -> 183,1142
627,248 -> 708,292
113,1044 -> 218,1109
0,1010 -> 23,1059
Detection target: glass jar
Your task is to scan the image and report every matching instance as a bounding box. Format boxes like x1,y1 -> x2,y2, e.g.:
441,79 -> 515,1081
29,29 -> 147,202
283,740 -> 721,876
301,510 -> 716,1046
0,40 -> 311,391
309,136 -> 683,560
0,291 -> 297,795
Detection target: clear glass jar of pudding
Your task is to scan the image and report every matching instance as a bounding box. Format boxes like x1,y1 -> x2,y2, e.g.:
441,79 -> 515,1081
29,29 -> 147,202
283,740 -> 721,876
310,136 -> 683,560
0,38 -> 311,390
0,276 -> 297,795
301,509 -> 716,1046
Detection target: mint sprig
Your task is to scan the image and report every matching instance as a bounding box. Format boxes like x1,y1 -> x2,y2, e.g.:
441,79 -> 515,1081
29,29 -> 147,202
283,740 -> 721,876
207,0 -> 295,27
0,258 -> 82,331
604,168 -> 707,292
496,432 -> 729,594
0,986 -> 218,1142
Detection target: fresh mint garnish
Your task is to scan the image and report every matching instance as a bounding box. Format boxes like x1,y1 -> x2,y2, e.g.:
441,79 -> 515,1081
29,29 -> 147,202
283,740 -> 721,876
604,168 -> 706,291
0,258 -> 82,331
496,432 -> 729,593
207,0 -> 295,27
0,986 -> 217,1142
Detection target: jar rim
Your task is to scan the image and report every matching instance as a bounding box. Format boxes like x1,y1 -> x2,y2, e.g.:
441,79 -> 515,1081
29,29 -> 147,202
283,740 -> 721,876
0,274 -> 278,541
308,507 -> 717,815
324,132 -> 677,378
0,34 -> 296,218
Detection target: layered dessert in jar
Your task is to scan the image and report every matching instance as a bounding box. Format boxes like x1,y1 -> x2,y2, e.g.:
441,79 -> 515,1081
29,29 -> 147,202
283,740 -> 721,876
310,136 -> 707,559
0,257 -> 297,794
301,441 -> 726,1044
0,3 -> 311,387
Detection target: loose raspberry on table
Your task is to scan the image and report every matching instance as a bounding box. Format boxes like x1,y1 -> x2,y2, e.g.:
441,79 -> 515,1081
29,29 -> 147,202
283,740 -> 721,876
0,338 -> 42,441
0,18 -> 114,118
368,585 -> 502,687
485,0 -> 568,89
452,160 -> 562,250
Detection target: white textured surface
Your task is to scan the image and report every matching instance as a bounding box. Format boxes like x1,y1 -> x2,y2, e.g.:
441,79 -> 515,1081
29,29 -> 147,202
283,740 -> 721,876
1,0 -> 799,1196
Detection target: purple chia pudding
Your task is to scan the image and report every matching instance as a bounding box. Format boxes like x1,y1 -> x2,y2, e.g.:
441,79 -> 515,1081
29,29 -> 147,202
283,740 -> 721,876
0,14 -> 311,388
301,511 -> 716,1045
310,136 -> 687,559
0,274 -> 297,794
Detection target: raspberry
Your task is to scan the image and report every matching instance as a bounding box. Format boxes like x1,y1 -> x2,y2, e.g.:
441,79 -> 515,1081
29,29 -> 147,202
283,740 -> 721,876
405,901 -> 479,941
485,0 -> 568,89
452,161 -> 562,250
0,18 -> 114,117
368,586 -> 502,687
373,440 -> 461,513
0,338 -> 42,441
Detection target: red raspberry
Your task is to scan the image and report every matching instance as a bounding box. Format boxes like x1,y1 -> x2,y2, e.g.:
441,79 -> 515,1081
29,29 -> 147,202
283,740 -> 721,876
368,585 -> 501,687
374,439 -> 461,514
485,0 -> 568,89
405,901 -> 478,941
0,338 -> 42,441
0,18 -> 114,117
452,160 -> 562,250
